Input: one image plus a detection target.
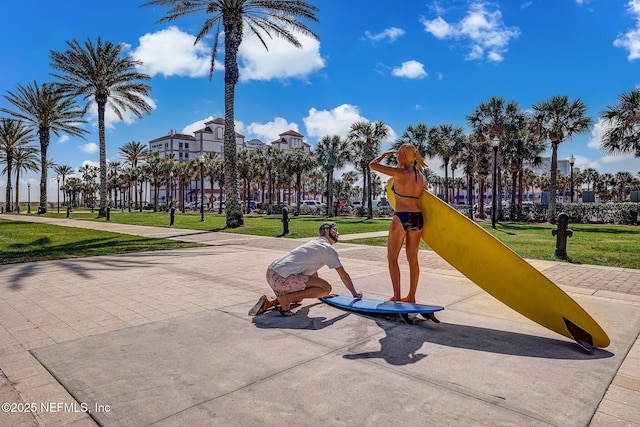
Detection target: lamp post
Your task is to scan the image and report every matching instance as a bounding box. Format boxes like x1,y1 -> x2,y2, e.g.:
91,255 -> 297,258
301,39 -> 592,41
169,171 -> 173,208
199,155 -> 205,221
56,176 -> 60,214
491,137 -> 499,229
27,183 -> 31,213
569,155 -> 575,203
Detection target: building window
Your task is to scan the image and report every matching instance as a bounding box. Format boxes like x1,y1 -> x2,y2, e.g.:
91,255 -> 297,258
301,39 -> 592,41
217,127 -> 223,139
185,143 -> 189,149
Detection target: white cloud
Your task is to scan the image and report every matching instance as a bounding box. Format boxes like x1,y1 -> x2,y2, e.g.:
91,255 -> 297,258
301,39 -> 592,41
58,135 -> 69,144
421,2 -> 520,62
422,16 -> 453,39
130,26 -> 213,77
85,96 -> 157,131
392,60 -> 428,79
364,27 -> 406,43
79,142 -> 98,154
182,116 -> 215,136
238,27 -> 325,81
303,104 -> 398,146
587,117 -> 608,149
303,104 -> 367,140
245,117 -> 300,142
614,1 -> 640,60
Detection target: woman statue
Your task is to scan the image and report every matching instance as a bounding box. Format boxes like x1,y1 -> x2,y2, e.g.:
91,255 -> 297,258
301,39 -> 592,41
370,144 -> 427,302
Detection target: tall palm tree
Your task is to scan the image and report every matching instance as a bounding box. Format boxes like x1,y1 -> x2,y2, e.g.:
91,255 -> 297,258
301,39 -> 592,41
285,147 -> 317,215
2,81 -> 88,213
348,120 -> 389,219
11,146 -> 40,211
531,95 -> 592,221
614,171 -> 634,201
0,118 -> 34,212
427,124 -> 465,204
601,88 -> 640,158
145,0 -> 320,228
50,37 -> 153,217
119,141 -> 150,209
52,164 -> 74,206
142,153 -> 163,211
581,168 -> 599,193
315,135 -> 351,217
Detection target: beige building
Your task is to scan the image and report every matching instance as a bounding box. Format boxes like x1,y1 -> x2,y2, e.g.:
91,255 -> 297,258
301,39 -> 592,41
147,118 -> 308,205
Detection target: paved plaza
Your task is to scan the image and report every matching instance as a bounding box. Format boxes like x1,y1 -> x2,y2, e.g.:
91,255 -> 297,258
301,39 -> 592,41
0,215 -> 639,426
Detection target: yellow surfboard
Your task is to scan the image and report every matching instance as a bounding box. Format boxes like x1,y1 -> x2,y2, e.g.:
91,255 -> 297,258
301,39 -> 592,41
386,180 -> 610,350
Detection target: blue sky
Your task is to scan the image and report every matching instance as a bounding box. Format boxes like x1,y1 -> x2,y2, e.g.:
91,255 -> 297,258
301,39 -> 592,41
1,0 -> 640,201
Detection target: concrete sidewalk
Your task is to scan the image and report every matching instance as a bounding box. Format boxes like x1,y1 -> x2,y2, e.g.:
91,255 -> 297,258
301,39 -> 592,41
0,215 -> 639,426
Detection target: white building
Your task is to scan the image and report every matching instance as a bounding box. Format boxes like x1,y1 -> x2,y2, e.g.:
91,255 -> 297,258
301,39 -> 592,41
147,118 -> 308,206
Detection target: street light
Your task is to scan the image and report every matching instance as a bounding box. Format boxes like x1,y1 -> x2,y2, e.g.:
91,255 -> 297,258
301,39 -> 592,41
491,137 -> 500,229
27,183 -> 31,214
199,155 -> 205,221
169,171 -> 173,208
569,155 -> 575,203
56,176 -> 60,214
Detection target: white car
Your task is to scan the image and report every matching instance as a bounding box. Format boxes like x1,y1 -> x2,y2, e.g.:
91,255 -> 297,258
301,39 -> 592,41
302,200 -> 325,207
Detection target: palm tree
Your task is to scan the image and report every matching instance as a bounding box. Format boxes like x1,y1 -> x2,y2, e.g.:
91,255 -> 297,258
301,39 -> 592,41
50,37 -> 153,217
0,118 -> 34,212
601,88 -> 640,158
2,81 -> 88,213
142,153 -> 163,211
531,95 -> 592,221
52,164 -> 74,206
315,135 -> 351,217
11,146 -> 40,211
145,0 -> 319,228
209,159 -> 225,214
581,168 -> 599,193
614,171 -> 634,201
285,148 -> 317,215
119,141 -> 150,209
348,120 -> 389,219
427,124 -> 465,204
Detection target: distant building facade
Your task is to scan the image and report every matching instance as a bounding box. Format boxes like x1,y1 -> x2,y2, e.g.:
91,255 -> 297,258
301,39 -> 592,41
147,117 -> 309,205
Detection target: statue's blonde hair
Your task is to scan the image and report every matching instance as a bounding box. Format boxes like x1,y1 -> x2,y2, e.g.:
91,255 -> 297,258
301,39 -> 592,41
398,144 -> 425,170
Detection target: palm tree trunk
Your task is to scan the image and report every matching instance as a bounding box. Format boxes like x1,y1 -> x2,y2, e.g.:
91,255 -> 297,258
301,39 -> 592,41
39,126 -> 49,213
5,162 -> 12,212
548,143 -> 559,223
98,101 -> 108,217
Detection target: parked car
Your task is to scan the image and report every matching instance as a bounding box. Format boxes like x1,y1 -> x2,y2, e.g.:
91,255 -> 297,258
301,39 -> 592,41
213,201 -> 225,210
302,200 -> 325,207
372,199 -> 394,215
184,201 -> 197,210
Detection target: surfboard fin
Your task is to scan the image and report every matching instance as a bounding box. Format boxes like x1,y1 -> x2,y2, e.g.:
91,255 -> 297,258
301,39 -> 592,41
563,317 -> 594,352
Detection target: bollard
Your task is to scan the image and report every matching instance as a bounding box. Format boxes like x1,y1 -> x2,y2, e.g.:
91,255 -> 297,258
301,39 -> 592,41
106,207 -> 111,221
169,207 -> 175,226
281,207 -> 290,235
66,205 -> 71,218
552,212 -> 573,258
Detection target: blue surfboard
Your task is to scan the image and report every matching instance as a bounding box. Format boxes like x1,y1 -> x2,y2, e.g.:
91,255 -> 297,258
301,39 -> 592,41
320,295 -> 444,324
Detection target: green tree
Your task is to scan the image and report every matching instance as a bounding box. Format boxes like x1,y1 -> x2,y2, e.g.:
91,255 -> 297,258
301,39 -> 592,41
119,141 -> 150,209
285,148 -> 317,215
2,81 -> 88,213
11,146 -> 40,211
348,120 -> 389,219
315,135 -> 351,217
0,118 -> 34,212
145,0 -> 320,228
52,164 -> 74,206
50,38 -> 152,217
531,95 -> 592,221
601,88 -> 640,158
427,124 -> 466,204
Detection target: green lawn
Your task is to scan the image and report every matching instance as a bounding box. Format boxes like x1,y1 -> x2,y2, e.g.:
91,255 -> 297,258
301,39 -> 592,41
0,218 -> 201,265
347,221 -> 640,270
1,210 -> 639,269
